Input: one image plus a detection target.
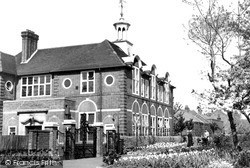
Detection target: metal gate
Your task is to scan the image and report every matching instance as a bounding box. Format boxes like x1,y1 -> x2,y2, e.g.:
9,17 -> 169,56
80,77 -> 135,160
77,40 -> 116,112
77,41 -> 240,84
64,114 -> 97,159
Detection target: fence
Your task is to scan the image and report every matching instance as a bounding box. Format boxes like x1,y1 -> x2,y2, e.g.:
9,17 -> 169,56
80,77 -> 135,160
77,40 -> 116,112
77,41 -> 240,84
0,135 -> 29,151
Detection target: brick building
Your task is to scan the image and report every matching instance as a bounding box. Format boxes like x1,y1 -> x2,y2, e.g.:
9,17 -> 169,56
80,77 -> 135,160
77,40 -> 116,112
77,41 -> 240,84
0,9 -> 175,141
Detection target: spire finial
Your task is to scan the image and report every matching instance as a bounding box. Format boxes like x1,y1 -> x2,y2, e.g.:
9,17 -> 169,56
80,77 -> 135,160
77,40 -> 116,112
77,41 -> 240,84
119,0 -> 126,19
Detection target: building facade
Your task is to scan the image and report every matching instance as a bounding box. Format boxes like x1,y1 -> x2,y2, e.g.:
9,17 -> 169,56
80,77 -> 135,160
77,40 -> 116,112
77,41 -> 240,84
1,10 -> 175,140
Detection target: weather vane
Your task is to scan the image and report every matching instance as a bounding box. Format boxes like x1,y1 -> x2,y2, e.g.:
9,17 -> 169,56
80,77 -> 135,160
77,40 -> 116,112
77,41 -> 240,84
119,0 -> 126,18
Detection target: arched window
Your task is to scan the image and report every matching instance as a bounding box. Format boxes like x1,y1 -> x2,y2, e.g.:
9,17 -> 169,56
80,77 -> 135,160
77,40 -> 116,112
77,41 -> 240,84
164,108 -> 170,136
141,103 -> 149,136
132,100 -> 140,136
78,99 -> 97,143
157,107 -> 163,136
150,105 -> 156,136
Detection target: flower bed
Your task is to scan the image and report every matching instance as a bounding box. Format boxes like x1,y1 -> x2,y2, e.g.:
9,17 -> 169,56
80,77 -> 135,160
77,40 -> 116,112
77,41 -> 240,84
106,142 -> 235,168
127,142 -> 186,156
109,149 -> 233,168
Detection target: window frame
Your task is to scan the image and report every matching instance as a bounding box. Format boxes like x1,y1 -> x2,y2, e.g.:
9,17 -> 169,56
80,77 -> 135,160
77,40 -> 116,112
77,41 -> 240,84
8,126 -> 17,135
21,75 -> 52,98
80,71 -> 95,94
150,75 -> 156,100
145,80 -> 149,98
141,78 -> 144,97
78,112 -> 96,143
62,78 -> 72,89
132,67 -> 140,95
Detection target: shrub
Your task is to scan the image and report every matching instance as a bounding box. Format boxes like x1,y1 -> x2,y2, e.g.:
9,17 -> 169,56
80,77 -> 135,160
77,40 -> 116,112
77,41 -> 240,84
207,159 -> 233,168
234,150 -> 250,167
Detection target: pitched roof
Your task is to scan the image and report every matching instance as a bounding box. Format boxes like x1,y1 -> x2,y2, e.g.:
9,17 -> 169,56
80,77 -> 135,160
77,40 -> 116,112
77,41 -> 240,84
0,52 -> 16,75
176,109 -> 210,124
16,40 -> 127,75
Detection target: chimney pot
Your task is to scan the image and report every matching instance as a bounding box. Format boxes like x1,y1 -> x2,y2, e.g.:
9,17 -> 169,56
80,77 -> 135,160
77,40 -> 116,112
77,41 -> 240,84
21,30 -> 39,63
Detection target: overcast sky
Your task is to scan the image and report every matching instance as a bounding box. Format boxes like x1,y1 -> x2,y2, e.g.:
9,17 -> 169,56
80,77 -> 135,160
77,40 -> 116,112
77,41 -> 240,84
0,0 -> 225,110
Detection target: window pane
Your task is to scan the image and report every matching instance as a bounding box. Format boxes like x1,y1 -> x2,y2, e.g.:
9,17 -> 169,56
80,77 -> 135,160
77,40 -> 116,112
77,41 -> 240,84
28,77 -> 33,85
88,113 -> 94,124
34,85 -> 38,96
22,78 -> 27,85
28,86 -> 32,96
89,81 -> 94,92
45,85 -> 50,95
40,76 -> 45,84
88,72 -> 94,80
82,82 -> 87,92
22,86 -> 27,97
88,132 -> 93,141
46,75 -> 51,83
40,85 -> 44,95
34,77 -> 38,84
82,72 -> 87,80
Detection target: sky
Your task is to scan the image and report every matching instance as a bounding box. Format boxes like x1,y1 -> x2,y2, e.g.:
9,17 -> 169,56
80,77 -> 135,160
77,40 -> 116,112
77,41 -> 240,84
0,0 -> 222,110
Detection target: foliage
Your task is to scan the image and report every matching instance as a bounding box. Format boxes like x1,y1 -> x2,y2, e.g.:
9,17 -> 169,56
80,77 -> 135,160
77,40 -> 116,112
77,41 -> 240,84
183,0 -> 250,147
210,122 -> 219,134
121,136 -> 182,154
103,149 -> 121,165
173,102 -> 183,114
234,150 -> 250,167
212,134 -> 233,149
109,148 -> 233,168
185,119 -> 194,130
173,112 -> 186,135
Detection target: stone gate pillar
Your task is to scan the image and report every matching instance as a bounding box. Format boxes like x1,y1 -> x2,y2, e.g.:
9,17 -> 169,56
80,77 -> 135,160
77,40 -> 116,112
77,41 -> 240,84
63,119 -> 76,160
92,122 -> 104,157
44,122 -> 59,151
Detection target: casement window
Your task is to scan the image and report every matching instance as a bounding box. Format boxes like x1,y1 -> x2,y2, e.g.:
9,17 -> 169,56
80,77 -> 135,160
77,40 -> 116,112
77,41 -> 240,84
151,116 -> 156,136
142,114 -> 148,136
8,126 -> 17,135
150,75 -> 156,100
145,80 -> 149,98
132,67 -> 140,95
157,117 -> 163,136
157,85 -> 160,101
81,71 -> 95,94
163,84 -> 170,104
165,118 -> 170,136
159,86 -> 163,102
141,78 -> 145,97
21,75 -> 52,97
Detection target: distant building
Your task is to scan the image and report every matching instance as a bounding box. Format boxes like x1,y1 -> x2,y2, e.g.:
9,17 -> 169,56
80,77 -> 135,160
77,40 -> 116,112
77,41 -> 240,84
0,5 -> 175,140
175,106 -> 224,136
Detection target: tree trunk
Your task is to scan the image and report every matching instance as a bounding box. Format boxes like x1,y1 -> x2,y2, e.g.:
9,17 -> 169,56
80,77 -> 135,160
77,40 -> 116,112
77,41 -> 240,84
227,111 -> 238,147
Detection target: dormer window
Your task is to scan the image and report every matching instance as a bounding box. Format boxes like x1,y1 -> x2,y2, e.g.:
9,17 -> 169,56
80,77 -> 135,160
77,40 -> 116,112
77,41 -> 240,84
132,67 -> 139,95
81,71 -> 95,94
150,75 -> 156,100
21,75 -> 51,97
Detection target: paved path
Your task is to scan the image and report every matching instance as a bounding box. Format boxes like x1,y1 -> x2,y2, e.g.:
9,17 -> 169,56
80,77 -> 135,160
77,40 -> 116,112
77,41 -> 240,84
63,157 -> 105,168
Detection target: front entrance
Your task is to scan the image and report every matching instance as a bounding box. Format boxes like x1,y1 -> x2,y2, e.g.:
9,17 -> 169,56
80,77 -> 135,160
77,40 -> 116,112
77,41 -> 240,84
64,114 -> 97,160
25,126 -> 42,135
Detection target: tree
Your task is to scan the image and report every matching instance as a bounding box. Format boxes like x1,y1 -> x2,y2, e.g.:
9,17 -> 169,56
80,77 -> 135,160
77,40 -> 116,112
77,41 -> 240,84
184,0 -> 240,147
173,102 -> 183,114
210,122 -> 220,134
174,112 -> 186,136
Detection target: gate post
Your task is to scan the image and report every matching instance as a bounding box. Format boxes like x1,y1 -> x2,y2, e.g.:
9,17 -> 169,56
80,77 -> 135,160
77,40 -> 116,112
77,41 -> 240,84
63,119 -> 76,160
92,122 -> 104,157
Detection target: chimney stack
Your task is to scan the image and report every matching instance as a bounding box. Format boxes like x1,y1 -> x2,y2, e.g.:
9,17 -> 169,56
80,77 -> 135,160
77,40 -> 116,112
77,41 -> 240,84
21,29 -> 39,63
